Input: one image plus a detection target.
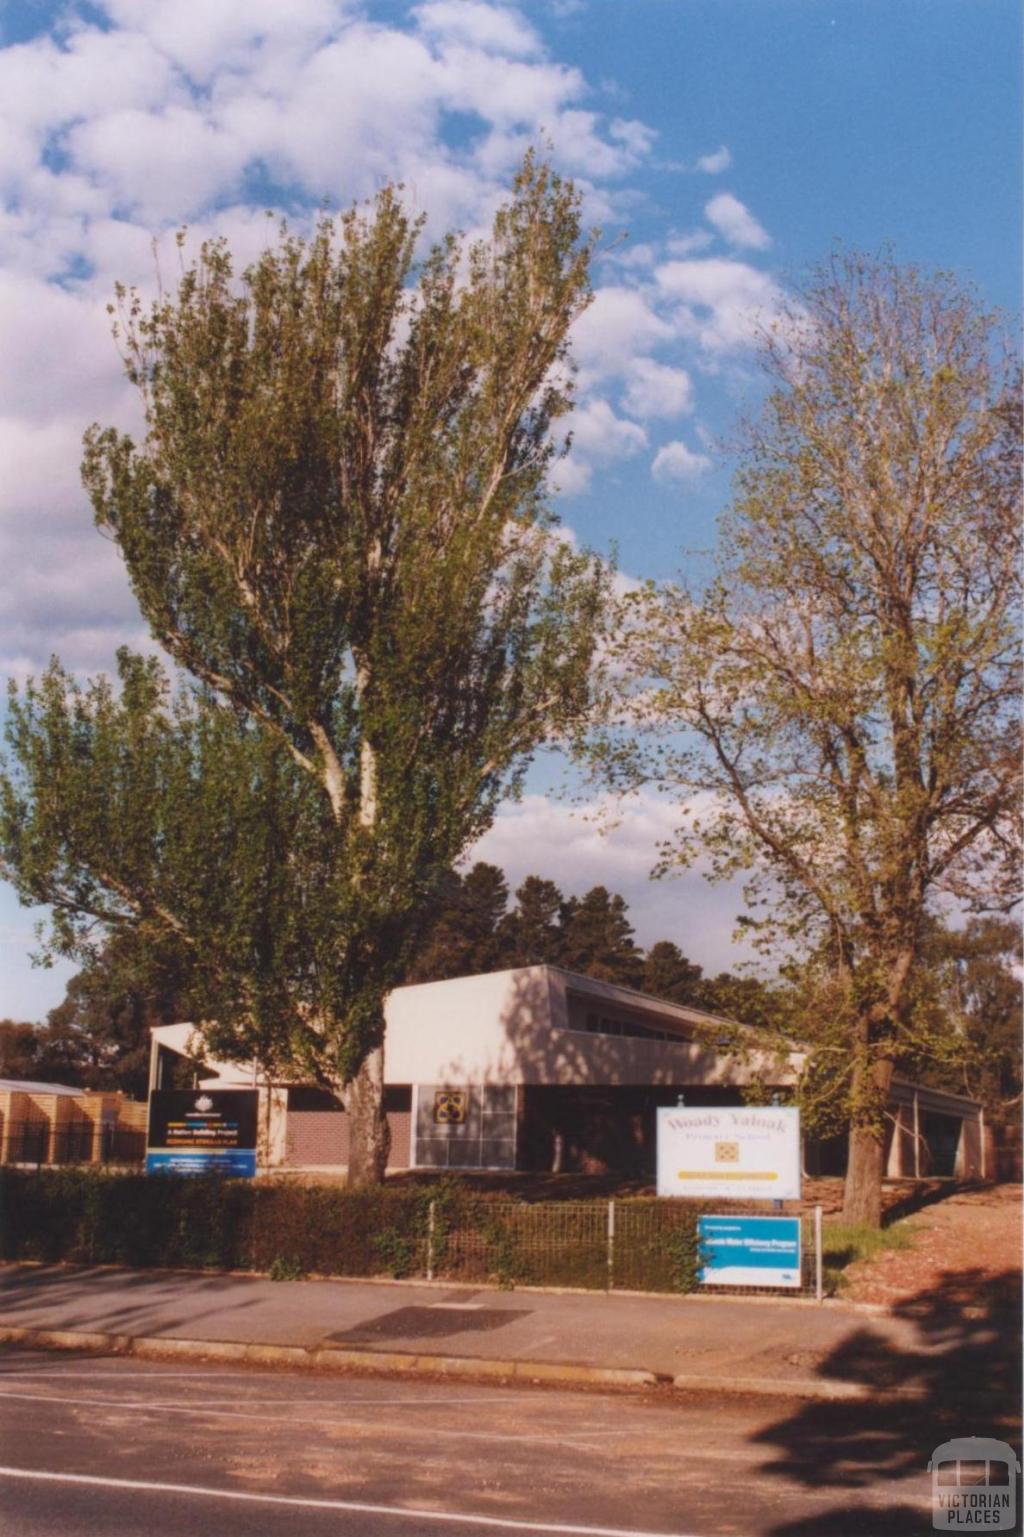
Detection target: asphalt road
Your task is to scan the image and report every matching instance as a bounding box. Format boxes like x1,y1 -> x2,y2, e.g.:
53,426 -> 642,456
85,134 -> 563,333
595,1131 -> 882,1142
0,1347 -> 991,1537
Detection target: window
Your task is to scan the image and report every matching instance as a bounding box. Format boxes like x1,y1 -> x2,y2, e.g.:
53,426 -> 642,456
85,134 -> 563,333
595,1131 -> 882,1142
568,1004 -> 682,1044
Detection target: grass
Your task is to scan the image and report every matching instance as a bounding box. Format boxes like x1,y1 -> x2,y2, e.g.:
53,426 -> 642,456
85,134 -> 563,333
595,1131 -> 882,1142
820,1218 -> 915,1294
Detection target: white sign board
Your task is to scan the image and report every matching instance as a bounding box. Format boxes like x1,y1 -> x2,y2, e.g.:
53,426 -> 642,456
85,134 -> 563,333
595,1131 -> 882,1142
656,1106 -> 801,1201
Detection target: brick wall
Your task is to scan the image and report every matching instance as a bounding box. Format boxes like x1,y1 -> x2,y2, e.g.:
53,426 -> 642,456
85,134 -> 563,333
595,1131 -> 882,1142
285,1109 -> 412,1169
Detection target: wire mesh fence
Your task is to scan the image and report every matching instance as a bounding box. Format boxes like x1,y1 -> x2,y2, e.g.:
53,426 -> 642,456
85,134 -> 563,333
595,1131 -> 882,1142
423,1196 -> 823,1299
0,1163 -> 823,1299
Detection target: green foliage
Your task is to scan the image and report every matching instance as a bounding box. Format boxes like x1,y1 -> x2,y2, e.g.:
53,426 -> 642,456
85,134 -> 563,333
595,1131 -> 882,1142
0,1168 -> 255,1269
477,1211 -> 525,1289
596,250 -> 1022,1221
556,886 -> 644,988
498,875 -> 565,967
641,941 -> 704,1006
268,1254 -> 307,1282
42,931 -> 192,1097
407,863 -> 511,982
371,1226 -> 421,1280
410,865 -> 745,1006
820,1220 -> 914,1295
0,1170 -> 711,1294
905,917 -> 1023,1125
660,1222 -> 706,1294
0,155 -> 609,1182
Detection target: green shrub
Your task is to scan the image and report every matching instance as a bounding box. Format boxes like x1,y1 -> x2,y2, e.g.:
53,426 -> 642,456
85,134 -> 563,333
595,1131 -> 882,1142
371,1225 -> 419,1279
0,1169 -> 709,1295
268,1254 -> 306,1282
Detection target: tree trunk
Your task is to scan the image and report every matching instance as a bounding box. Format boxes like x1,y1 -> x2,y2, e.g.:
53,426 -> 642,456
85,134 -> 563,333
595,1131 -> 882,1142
843,1121 -> 885,1226
842,1049 -> 895,1227
346,1043 -> 390,1187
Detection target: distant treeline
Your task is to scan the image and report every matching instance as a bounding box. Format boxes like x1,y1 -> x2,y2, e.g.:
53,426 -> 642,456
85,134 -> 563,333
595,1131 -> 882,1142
2,866 -> 1019,1126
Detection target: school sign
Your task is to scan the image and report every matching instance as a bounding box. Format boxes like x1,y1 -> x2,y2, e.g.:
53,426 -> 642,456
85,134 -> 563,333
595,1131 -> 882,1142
655,1106 -> 801,1201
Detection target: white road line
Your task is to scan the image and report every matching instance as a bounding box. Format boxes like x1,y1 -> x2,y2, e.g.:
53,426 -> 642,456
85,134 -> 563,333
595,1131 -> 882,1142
0,1465 -> 696,1537
0,1387 -> 614,1449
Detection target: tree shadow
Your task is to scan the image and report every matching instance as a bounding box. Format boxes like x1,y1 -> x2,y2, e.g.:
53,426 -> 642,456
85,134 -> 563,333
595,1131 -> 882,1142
754,1266 -> 1022,1536
0,1263 -> 262,1339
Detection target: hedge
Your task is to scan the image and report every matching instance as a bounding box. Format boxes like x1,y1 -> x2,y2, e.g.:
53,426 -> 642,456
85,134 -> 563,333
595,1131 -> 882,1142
0,1168 -> 707,1292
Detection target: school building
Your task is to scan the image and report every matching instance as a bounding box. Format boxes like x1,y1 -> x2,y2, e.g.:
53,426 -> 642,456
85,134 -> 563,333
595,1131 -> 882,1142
148,964 -> 991,1181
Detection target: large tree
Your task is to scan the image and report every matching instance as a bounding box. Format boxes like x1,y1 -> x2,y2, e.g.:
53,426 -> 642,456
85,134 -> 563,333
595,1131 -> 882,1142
1,156 -> 608,1184
603,252 -> 1021,1223
557,885 -> 644,989
910,917 -> 1023,1124
498,875 -> 566,967
406,862 -> 510,982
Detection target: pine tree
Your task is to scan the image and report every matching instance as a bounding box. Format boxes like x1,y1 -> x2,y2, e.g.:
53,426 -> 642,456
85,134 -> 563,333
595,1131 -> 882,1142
497,875 -> 565,967
641,940 -> 704,1005
557,886 -> 644,988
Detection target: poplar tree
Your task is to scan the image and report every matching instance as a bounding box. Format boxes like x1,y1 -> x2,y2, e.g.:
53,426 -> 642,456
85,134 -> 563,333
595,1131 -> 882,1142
1,156 -> 607,1184
602,253 -> 1021,1224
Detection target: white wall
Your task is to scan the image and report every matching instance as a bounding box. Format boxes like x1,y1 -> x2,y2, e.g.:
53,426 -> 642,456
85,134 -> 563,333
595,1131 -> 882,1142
385,966 -> 797,1088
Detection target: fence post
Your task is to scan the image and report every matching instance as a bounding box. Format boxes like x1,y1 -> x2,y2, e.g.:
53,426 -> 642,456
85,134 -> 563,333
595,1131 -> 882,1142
814,1204 -> 823,1303
426,1199 -> 436,1281
606,1199 -> 615,1291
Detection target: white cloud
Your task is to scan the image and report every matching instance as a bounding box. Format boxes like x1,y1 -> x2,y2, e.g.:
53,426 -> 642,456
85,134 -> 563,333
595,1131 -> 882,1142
471,790 -> 755,969
655,257 -> 784,354
100,0 -> 344,84
667,229 -> 713,257
572,285 -> 673,380
0,2 -> 663,678
554,396 -> 649,495
608,116 -> 658,159
622,359 -> 693,419
704,191 -> 770,251
567,398 -> 648,462
651,440 -> 712,482
414,1 -> 542,57
695,145 -> 731,174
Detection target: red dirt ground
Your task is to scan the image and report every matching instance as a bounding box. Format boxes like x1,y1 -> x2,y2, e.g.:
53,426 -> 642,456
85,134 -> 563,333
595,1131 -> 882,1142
841,1183 -> 1023,1307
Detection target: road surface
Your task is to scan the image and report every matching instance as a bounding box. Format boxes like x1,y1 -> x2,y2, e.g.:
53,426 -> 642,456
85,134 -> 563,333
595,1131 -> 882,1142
0,1346 -> 983,1536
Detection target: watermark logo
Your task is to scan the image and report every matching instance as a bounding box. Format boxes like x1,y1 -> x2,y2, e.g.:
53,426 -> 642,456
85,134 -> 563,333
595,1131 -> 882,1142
929,1437 -> 1020,1531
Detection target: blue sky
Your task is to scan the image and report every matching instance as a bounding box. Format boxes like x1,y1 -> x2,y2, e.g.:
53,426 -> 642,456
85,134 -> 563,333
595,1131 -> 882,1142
0,0 -> 1020,1019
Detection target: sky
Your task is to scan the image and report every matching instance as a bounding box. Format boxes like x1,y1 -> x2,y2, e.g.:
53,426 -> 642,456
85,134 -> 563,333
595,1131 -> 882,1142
0,0 -> 1020,1019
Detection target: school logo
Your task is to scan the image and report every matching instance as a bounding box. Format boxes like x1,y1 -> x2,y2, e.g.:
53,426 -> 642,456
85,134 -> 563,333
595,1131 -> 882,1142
714,1140 -> 740,1163
434,1090 -> 468,1125
929,1437 -> 1020,1530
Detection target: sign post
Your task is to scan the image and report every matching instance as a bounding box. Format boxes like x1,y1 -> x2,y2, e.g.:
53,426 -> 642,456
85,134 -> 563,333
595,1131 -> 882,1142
657,1105 -> 803,1291
146,1089 -> 259,1176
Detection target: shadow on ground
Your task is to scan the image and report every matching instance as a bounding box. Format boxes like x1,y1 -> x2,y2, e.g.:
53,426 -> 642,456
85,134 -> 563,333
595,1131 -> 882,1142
757,1266 -> 1022,1536
0,1264 -> 261,1338
330,1302 -> 533,1343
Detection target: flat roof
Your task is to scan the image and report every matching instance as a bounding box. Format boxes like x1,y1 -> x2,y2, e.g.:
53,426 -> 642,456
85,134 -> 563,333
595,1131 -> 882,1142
393,963 -> 760,1036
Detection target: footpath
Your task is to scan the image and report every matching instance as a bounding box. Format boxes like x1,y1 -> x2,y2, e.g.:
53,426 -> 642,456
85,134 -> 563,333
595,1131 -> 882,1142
0,1261 -> 1015,1406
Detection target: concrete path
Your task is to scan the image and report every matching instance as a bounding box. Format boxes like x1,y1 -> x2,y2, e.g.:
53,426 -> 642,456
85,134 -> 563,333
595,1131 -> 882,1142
0,1263 -> 1015,1404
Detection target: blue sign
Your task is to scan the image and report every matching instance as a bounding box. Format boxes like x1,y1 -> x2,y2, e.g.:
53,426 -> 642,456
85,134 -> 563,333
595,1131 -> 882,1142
146,1149 -> 258,1177
147,1088 -> 259,1177
699,1214 -> 801,1288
